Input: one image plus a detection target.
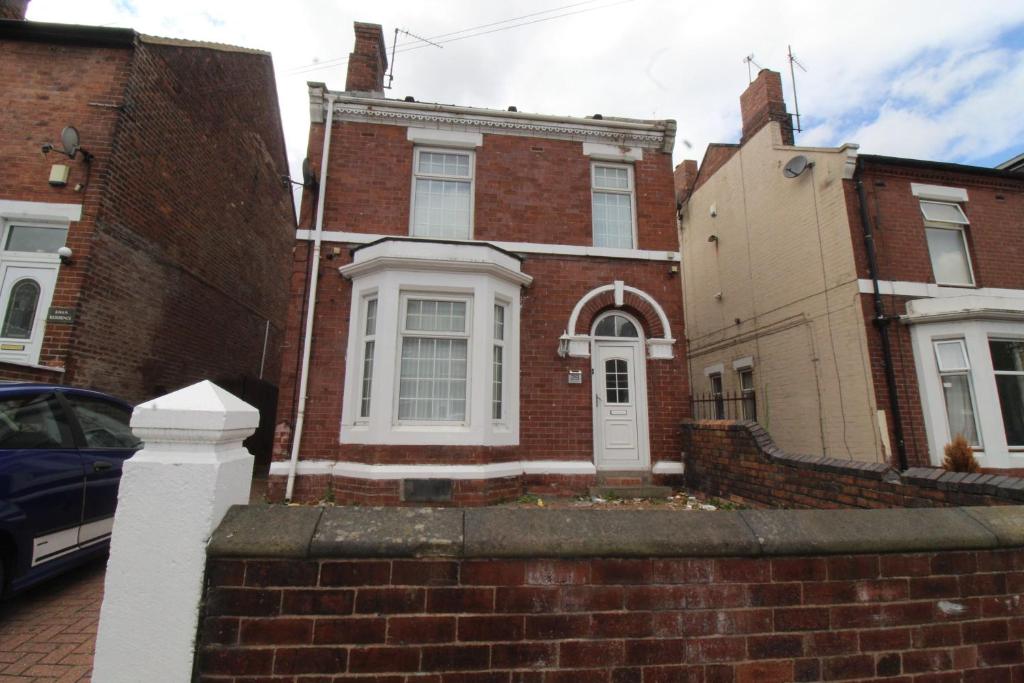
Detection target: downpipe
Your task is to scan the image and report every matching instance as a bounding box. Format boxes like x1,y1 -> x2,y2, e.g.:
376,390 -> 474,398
286,94 -> 336,501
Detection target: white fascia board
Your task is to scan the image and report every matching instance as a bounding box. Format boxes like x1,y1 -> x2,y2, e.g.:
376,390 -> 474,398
298,230 -> 680,263
0,200 -> 83,222
911,183 -> 969,203
903,294 -> 1024,324
857,279 -> 1024,302
269,459 -> 598,479
583,142 -> 643,162
407,127 -> 482,148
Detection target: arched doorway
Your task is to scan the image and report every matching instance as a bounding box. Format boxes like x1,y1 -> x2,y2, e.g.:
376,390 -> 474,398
590,311 -> 651,471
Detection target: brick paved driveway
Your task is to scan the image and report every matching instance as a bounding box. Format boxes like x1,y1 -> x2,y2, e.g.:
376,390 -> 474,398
0,557 -> 105,682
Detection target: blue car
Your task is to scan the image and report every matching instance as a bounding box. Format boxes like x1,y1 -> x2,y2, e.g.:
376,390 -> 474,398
0,383 -> 138,596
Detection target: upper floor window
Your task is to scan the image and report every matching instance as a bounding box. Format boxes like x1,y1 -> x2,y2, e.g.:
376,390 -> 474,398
591,164 -> 635,249
411,149 -> 473,240
921,201 -> 973,287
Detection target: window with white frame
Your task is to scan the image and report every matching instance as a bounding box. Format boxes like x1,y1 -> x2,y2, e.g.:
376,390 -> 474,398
990,339 -> 1024,448
397,296 -> 470,422
492,303 -> 506,421
921,201 -> 973,286
738,368 -> 756,421
411,149 -> 473,239
709,372 -> 724,419
934,339 -> 981,447
591,164 -> 635,249
357,298 -> 377,420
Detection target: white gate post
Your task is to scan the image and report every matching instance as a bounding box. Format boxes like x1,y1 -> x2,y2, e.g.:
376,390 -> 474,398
93,380 -> 258,682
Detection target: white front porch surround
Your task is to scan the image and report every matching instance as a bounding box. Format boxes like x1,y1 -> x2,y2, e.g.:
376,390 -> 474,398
905,294 -> 1024,470
559,280 -> 677,360
338,239 -> 530,447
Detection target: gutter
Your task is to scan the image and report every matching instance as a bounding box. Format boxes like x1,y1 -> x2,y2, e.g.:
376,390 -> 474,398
854,159 -> 909,471
285,94 -> 336,501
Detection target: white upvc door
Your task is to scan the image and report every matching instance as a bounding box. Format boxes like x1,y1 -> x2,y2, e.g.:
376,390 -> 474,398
593,341 -> 650,470
0,258 -> 59,365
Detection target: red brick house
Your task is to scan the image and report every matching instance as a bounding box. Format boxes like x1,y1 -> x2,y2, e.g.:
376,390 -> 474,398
0,4 -> 294,457
271,23 -> 688,504
678,70 -> 1024,473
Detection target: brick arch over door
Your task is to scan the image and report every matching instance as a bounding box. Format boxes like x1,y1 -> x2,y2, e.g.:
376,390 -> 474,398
563,281 -> 676,359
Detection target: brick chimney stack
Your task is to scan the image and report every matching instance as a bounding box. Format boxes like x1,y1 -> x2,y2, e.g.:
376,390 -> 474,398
0,0 -> 30,20
674,160 -> 699,203
740,69 -> 794,146
345,22 -> 388,94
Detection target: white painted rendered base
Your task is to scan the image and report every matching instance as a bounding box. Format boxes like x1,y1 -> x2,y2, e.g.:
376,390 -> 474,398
652,460 -> 685,475
268,459 -> 598,480
93,381 -> 258,683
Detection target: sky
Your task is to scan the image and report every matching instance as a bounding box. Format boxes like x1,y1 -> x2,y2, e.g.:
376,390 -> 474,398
26,0 -> 1024,202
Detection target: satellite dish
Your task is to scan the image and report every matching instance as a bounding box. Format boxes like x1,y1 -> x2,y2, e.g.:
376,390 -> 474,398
301,157 -> 318,188
60,126 -> 81,156
783,155 -> 812,178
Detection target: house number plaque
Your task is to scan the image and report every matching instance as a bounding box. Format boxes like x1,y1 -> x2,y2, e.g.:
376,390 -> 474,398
567,370 -> 582,384
47,307 -> 76,324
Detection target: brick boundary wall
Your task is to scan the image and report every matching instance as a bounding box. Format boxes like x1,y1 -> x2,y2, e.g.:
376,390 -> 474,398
197,505 -> 1024,681
682,420 -> 1024,509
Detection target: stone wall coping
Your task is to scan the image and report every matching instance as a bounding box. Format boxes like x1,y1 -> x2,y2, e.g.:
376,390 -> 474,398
681,419 -> 1024,501
206,504 -> 1023,559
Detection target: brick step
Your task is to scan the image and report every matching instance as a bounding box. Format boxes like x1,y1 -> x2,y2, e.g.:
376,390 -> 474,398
588,485 -> 674,500
596,471 -> 652,486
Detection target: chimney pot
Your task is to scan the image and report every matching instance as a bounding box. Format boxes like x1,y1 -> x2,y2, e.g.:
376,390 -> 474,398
739,69 -> 794,146
0,0 -> 30,20
345,22 -> 389,94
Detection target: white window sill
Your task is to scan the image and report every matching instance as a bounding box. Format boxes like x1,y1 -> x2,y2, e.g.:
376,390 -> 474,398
340,423 -> 516,447
0,358 -> 65,373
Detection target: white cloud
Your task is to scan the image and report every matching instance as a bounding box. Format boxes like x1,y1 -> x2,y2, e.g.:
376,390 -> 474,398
23,0 -> 1024,195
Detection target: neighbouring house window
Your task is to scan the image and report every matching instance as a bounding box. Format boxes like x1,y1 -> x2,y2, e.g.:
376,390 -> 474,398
492,303 -> 505,421
739,368 -> 756,421
921,201 -> 973,286
709,372 -> 724,419
591,163 -> 635,249
358,298 -> 377,419
398,297 -> 470,422
934,339 -> 981,447
411,149 -> 473,239
1,279 -> 40,339
990,339 -> 1024,447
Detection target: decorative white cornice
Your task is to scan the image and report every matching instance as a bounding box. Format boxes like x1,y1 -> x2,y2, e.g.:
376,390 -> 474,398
308,91 -> 675,151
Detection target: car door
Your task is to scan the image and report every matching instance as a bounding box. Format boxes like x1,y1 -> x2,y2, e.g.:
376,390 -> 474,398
60,392 -> 139,550
0,390 -> 83,574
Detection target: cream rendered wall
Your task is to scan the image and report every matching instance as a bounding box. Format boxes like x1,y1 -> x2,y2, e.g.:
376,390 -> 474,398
681,123 -> 885,462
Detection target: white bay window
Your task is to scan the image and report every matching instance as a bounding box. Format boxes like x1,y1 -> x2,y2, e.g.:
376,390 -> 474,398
339,239 -> 530,446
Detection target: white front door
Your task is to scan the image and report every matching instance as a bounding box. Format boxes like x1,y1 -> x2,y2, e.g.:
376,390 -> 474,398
0,260 -> 58,365
593,341 -> 649,470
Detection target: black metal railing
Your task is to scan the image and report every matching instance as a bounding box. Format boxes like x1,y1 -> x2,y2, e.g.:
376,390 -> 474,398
691,390 -> 757,422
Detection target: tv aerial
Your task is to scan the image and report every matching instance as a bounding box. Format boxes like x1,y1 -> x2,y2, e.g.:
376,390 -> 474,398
41,126 -> 93,162
282,157 -> 319,191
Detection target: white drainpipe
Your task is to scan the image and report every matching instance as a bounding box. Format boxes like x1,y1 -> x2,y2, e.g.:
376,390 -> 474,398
286,94 -> 336,501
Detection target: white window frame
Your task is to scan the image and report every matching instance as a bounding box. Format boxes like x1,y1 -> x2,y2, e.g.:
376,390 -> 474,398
591,162 -> 637,249
932,338 -> 982,449
910,318 -> 1024,470
355,294 -> 378,423
492,300 -> 508,425
989,337 -> 1024,449
339,241 -> 527,447
394,292 -> 473,426
921,200 -> 975,287
409,147 -> 475,240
